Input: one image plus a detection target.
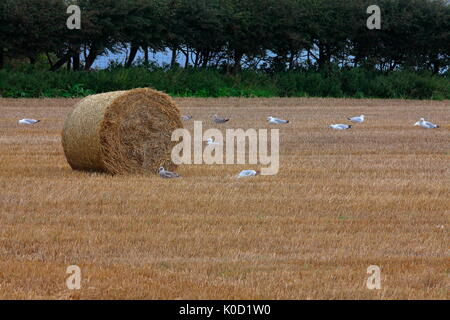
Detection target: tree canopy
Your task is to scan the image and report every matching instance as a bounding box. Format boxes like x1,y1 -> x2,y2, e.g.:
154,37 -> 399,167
0,0 -> 448,73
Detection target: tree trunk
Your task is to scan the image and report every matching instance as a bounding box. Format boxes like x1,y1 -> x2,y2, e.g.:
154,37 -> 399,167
83,45 -> 88,62
213,53 -> 223,69
45,53 -> 53,68
318,45 -> 326,70
389,61 -> 397,71
51,53 -> 71,71
194,51 -> 200,68
72,52 -> 81,71
143,46 -> 149,64
232,51 -> 243,74
433,62 -> 440,75
67,57 -> 72,70
431,55 -> 440,74
184,49 -> 189,68
354,54 -> 360,68
288,52 -> 295,71
126,43 -> 139,68
170,47 -> 177,68
84,46 -> 99,70
201,51 -> 210,68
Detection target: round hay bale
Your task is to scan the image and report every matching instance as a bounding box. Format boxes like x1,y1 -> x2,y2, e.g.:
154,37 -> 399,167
62,88 -> 183,175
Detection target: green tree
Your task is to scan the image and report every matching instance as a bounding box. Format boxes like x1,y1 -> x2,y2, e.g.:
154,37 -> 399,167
1,0 -> 66,66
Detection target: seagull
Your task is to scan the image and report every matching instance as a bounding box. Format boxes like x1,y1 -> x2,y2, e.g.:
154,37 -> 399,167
347,115 -> 365,123
414,118 -> 439,129
158,167 -> 181,179
181,115 -> 193,121
212,114 -> 229,123
330,124 -> 352,130
267,116 -> 289,124
207,138 -> 219,145
18,119 -> 40,125
237,170 -> 259,178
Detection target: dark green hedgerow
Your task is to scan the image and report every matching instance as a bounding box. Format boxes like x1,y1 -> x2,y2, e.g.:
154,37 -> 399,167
0,67 -> 448,100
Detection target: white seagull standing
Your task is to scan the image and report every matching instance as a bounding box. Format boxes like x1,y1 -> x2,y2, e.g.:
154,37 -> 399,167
18,119 -> 40,125
237,170 -> 259,178
267,116 -> 289,124
347,115 -> 365,123
158,167 -> 181,179
207,138 -> 219,145
414,118 -> 439,129
330,124 -> 352,130
212,114 -> 230,123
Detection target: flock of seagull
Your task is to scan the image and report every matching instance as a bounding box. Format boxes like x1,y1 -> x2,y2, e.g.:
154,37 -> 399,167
182,113 -> 441,130
158,166 -> 258,179
329,114 -> 364,130
17,113 -> 441,179
167,112 -> 441,178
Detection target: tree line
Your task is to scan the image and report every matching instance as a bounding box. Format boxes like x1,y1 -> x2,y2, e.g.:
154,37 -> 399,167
0,0 -> 449,74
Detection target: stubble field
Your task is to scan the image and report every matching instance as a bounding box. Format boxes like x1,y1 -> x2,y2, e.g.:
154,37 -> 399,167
0,97 -> 448,299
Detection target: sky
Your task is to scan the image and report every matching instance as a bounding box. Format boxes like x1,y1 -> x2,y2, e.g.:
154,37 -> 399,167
92,48 -> 187,69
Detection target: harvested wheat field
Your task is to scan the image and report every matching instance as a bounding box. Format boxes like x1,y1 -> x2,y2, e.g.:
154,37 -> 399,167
0,97 -> 448,300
